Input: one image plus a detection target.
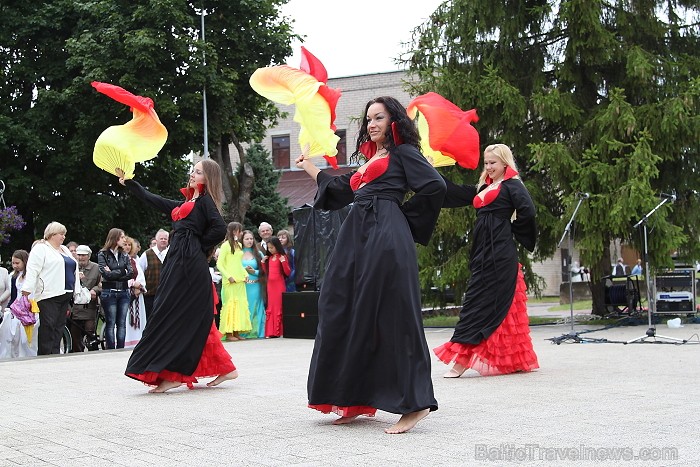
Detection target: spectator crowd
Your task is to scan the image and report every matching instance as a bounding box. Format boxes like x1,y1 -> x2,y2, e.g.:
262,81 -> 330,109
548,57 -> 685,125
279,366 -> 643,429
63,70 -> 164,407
0,220 -> 296,359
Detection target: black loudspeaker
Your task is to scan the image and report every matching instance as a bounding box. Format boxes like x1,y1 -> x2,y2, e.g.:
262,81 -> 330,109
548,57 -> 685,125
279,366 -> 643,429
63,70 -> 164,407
282,292 -> 319,339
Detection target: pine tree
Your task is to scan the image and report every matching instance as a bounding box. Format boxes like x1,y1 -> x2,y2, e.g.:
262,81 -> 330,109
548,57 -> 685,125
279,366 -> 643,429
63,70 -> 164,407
407,0 -> 700,313
241,144 -> 290,236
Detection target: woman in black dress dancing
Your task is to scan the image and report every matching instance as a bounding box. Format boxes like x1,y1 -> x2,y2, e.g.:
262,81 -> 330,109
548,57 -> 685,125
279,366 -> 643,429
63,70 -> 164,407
118,160 -> 238,393
295,96 -> 446,434
434,143 -> 539,377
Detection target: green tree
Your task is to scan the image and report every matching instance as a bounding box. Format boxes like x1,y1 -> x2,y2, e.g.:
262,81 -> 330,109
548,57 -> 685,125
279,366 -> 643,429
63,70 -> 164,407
241,144 -> 290,236
407,0 -> 700,313
0,0 -> 294,258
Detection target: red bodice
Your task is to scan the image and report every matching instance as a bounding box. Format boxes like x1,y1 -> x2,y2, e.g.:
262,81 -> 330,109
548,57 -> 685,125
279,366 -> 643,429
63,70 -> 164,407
171,184 -> 206,221
473,166 -> 519,208
350,156 -> 389,191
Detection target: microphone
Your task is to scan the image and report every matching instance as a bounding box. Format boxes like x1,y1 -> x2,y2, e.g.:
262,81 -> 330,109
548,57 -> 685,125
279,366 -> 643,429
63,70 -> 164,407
660,193 -> 676,202
575,192 -> 590,199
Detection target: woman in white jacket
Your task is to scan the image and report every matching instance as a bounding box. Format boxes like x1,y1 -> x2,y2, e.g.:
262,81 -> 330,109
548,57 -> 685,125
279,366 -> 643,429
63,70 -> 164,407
21,222 -> 80,355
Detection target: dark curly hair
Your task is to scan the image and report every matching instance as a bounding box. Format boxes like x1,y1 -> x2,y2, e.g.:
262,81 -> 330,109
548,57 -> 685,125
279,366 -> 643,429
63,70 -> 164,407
351,96 -> 420,163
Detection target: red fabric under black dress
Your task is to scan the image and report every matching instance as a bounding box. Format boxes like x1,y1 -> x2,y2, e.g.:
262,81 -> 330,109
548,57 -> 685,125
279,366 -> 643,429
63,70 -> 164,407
308,144 -> 443,417
124,182 -> 235,388
434,167 -> 539,375
433,266 -> 538,375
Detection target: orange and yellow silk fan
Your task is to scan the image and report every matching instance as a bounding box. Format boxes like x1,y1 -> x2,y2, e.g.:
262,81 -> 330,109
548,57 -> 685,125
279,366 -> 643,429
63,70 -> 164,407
91,82 -> 168,179
407,92 -> 480,169
249,47 -> 342,168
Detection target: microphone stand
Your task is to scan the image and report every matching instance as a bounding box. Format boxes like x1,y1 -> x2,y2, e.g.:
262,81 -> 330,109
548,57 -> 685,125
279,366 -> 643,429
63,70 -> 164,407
626,197 -> 687,343
550,194 -> 588,344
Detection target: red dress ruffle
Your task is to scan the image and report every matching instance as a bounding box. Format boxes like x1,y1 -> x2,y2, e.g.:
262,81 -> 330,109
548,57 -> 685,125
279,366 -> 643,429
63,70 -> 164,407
434,267 -> 539,376
308,404 -> 377,418
127,322 -> 236,388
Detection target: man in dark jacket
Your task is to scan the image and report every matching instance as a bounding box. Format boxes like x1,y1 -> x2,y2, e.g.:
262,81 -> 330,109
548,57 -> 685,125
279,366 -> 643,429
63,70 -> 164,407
69,245 -> 102,352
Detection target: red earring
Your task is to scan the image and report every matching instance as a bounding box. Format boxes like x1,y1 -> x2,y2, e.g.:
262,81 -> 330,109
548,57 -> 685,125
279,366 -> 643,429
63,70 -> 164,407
391,122 -> 403,145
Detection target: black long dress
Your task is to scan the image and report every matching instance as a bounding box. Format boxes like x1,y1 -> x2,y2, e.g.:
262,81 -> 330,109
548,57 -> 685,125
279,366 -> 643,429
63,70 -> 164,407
307,144 -> 446,416
434,166 -> 539,374
123,181 -> 228,381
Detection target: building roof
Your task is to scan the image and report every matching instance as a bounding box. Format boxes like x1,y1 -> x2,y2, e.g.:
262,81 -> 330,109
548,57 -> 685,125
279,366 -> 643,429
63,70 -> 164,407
277,167 -> 355,208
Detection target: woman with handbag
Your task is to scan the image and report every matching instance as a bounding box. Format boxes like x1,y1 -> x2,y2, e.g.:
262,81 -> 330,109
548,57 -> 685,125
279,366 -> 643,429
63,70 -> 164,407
8,250 -> 29,307
97,228 -> 133,349
21,222 -> 81,355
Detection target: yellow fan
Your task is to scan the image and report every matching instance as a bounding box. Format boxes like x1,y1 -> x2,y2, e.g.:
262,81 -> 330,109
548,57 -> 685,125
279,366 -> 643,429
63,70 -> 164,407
91,82 -> 168,178
93,125 -> 138,179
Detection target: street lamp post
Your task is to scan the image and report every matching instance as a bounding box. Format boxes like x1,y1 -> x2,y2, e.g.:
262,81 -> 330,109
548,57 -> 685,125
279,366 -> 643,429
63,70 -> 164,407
200,6 -> 209,158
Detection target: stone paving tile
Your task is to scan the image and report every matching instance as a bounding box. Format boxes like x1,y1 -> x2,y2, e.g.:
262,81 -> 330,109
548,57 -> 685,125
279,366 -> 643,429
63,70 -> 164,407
1,323 -> 699,465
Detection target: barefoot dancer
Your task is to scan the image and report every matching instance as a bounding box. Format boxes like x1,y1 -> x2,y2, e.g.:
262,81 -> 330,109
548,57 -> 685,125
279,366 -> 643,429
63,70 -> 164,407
296,97 -> 445,434
434,144 -> 539,378
119,160 -> 238,392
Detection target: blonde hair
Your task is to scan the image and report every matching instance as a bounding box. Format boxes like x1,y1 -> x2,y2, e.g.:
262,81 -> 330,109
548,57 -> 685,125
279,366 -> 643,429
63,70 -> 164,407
124,236 -> 141,257
43,221 -> 67,240
477,144 -> 520,187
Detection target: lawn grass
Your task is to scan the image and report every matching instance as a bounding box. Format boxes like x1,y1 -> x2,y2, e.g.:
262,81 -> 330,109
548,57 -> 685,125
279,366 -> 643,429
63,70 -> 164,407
547,300 -> 593,312
527,296 -> 561,304
423,314 -> 630,327
423,314 -> 567,327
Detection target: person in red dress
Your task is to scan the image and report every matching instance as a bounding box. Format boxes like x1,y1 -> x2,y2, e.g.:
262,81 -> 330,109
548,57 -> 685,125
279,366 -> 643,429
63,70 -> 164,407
117,160 -> 238,393
260,236 -> 291,338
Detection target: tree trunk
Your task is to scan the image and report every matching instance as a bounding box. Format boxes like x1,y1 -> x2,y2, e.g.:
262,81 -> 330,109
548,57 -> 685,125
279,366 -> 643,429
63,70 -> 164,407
230,130 -> 254,223
590,242 -> 613,316
210,132 -> 254,223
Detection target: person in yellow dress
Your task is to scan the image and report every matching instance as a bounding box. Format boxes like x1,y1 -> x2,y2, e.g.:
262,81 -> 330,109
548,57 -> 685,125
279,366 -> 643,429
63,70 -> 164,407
216,222 -> 251,340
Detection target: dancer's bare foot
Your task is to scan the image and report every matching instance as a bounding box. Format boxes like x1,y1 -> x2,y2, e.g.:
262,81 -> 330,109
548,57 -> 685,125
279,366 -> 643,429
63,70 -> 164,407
148,380 -> 183,393
206,370 -> 238,387
332,415 -> 359,425
385,409 -> 430,434
443,363 -> 467,378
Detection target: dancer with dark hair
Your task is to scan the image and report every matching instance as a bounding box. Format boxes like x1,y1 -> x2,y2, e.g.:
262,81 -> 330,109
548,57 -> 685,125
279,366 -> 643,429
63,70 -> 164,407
295,96 -> 446,434
261,236 -> 290,338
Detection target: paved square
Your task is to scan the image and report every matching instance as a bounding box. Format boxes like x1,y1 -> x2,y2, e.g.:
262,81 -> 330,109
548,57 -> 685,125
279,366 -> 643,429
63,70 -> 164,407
1,322 -> 697,466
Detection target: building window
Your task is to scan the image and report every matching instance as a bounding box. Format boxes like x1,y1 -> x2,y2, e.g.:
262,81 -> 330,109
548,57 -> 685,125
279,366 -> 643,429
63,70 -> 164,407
335,129 -> 347,166
272,135 -> 290,169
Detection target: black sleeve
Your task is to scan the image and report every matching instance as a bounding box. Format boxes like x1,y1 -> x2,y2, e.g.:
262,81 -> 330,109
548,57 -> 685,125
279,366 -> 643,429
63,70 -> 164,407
506,179 -> 537,252
200,195 -> 227,254
124,179 -> 180,215
313,171 -> 355,211
122,253 -> 134,280
441,176 -> 478,208
97,251 -> 123,281
396,145 -> 447,246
